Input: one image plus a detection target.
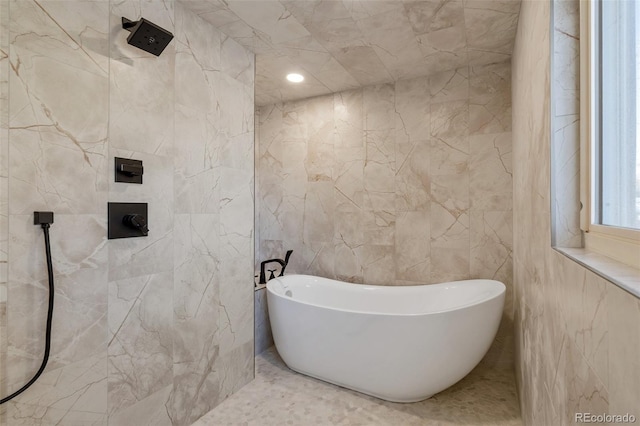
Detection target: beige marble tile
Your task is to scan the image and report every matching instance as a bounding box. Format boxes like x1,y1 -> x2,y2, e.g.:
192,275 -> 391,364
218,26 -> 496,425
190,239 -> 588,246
404,0 -> 465,35
551,114 -> 581,247
182,0 -> 521,106
394,77 -> 430,147
607,284 -> 640,418
361,245 -> 395,285
108,385 -> 171,426
395,139 -> 430,212
107,272 -> 173,416
334,242 -> 364,284
254,288 -> 273,356
303,181 -> 335,243
305,96 -> 334,182
334,145 -> 364,212
3,353 -> 106,422
430,204 -> 470,283
171,214 -> 221,425
470,210 -> 513,285
469,62 -> 512,135
429,67 -> 469,104
354,10 -> 424,82
431,100 -> 469,144
464,6 -> 519,55
9,0 -> 108,215
294,240 -> 336,279
470,132 -> 512,210
5,401 -> 107,426
395,211 -> 430,282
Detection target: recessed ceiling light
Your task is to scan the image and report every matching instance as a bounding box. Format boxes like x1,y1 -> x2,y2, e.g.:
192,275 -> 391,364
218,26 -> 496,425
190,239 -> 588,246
286,73 -> 304,83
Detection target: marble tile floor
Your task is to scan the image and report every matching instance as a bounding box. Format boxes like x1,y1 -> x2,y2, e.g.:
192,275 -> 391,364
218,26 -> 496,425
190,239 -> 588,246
192,347 -> 522,426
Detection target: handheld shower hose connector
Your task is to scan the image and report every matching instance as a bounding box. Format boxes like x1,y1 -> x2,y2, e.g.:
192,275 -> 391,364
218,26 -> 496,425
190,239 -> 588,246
0,214 -> 55,405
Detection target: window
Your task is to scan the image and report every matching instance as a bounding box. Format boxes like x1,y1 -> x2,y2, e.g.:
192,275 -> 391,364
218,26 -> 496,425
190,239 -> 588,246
581,0 -> 640,268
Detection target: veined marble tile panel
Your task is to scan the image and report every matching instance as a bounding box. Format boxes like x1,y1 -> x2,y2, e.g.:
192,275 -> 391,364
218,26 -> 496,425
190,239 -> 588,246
334,145 -> 364,212
175,2 -> 221,73
9,0 -> 108,215
254,288 -> 273,355
334,90 -> 364,148
183,0 -> 520,105
221,33 -> 254,88
608,284 -> 640,418
469,132 -> 512,211
470,210 -> 513,286
404,0 -> 465,35
107,272 -> 173,416
4,402 -> 107,426
293,240 -> 335,279
469,62 -> 512,134
334,241 -> 364,284
172,214 -> 220,423
395,140 -> 430,212
464,6 -> 520,55
174,103 -> 221,215
3,353 -> 106,424
394,77 -> 430,147
108,385 -> 171,426
395,210 -> 430,282
429,67 -> 469,104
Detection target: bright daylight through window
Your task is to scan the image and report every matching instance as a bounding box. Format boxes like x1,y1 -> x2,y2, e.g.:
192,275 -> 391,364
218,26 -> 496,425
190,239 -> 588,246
582,0 -> 640,268
599,0 -> 640,230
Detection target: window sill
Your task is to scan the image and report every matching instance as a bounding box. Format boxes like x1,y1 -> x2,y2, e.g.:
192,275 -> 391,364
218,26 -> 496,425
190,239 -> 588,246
554,247 -> 640,298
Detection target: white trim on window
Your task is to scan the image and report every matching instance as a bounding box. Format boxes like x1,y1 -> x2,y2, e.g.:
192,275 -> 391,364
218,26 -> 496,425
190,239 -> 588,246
579,0 -> 640,270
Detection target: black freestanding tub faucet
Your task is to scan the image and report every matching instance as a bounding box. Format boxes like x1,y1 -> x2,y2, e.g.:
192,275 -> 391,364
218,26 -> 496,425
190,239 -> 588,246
259,250 -> 293,285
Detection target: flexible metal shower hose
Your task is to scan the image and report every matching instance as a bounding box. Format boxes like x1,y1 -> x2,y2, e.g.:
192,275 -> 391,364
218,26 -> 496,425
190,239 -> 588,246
0,223 -> 55,405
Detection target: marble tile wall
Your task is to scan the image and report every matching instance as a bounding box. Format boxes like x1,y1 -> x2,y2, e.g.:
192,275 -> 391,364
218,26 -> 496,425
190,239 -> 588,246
256,61 -> 513,302
0,1 -> 254,425
512,1 -> 640,424
551,0 -> 581,248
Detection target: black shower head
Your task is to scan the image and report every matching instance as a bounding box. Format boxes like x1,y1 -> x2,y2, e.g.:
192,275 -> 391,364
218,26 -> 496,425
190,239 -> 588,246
122,17 -> 173,57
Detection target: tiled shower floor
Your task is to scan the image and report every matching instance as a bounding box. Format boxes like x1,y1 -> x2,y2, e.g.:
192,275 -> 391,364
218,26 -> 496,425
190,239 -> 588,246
192,346 -> 522,426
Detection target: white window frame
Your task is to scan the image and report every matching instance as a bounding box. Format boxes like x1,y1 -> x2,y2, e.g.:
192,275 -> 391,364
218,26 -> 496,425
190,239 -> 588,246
580,0 -> 640,269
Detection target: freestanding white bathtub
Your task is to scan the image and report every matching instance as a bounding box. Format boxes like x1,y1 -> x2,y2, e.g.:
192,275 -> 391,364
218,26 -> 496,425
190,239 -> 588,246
267,275 -> 505,403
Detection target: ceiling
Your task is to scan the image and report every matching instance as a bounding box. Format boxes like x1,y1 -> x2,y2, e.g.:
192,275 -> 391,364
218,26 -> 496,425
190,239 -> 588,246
182,0 -> 521,106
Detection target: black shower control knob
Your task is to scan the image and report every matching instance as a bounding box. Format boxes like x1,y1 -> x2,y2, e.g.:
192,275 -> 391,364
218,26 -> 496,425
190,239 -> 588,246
123,214 -> 149,236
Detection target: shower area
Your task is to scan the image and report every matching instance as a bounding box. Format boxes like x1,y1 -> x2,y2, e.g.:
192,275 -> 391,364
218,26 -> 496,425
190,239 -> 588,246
0,1 -> 255,425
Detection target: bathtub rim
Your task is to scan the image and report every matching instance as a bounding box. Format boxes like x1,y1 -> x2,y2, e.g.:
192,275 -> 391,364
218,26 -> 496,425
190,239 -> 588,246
267,274 -> 505,317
